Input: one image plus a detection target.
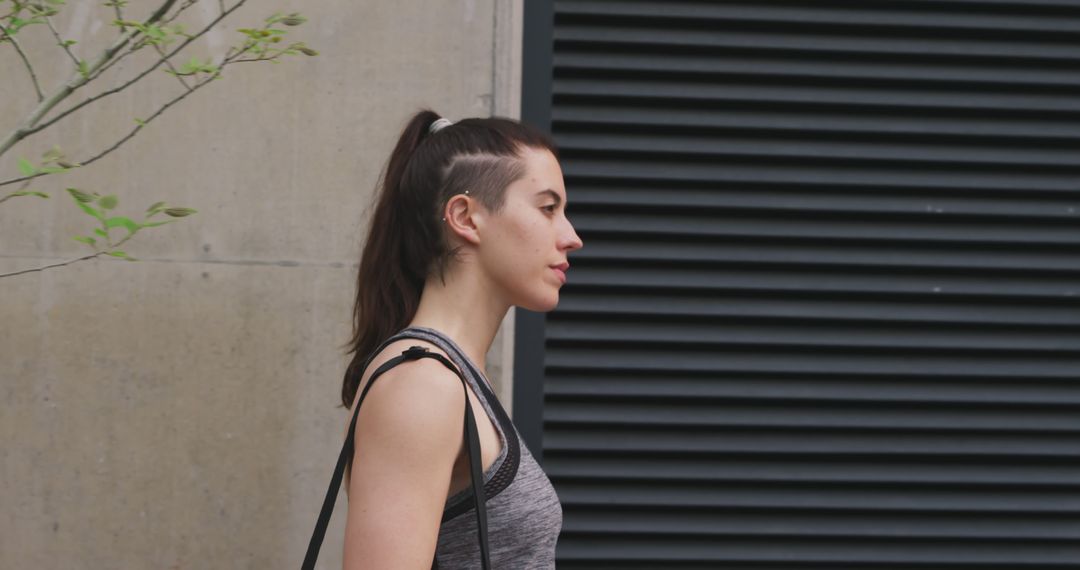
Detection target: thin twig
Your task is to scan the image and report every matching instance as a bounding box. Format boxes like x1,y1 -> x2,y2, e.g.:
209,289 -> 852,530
0,0 -> 181,160
1,44 -> 253,189
161,0 -> 199,25
0,23 -> 45,101
17,0 -> 246,142
77,71 -> 226,169
1,252 -> 103,278
0,233 -> 138,279
154,43 -> 192,91
45,14 -> 80,67
0,179 -> 35,205
84,0 -> 199,82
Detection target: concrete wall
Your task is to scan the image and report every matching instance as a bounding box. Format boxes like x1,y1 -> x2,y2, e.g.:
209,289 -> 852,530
0,1 -> 522,567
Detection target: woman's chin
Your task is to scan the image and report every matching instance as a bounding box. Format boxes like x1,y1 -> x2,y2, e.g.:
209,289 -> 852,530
519,291 -> 560,313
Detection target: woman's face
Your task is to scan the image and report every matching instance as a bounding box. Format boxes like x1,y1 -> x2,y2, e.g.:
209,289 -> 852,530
477,147 -> 584,312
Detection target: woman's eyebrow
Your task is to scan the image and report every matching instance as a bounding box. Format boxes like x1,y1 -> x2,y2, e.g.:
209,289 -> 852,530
535,188 -> 563,205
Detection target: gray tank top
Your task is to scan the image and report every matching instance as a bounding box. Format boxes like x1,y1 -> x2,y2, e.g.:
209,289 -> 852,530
384,325 -> 563,569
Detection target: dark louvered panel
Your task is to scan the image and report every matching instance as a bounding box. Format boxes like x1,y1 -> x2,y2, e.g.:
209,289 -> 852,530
539,0 -> 1080,568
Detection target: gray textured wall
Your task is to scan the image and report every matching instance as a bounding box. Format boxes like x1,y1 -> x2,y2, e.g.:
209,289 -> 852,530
0,0 -> 522,567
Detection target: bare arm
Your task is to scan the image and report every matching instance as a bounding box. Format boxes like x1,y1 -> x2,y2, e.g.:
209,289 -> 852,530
342,358 -> 466,569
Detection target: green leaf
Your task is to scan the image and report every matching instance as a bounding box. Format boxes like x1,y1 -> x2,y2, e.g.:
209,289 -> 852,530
178,55 -> 201,74
42,145 -> 64,162
134,118 -> 146,126
11,190 -> 49,198
17,157 -> 35,176
105,216 -> 139,235
62,39 -> 76,47
66,187 -> 95,203
164,207 -> 197,217
76,201 -> 103,220
93,228 -> 107,238
146,201 -> 166,213
105,250 -> 136,261
72,236 -> 96,246
140,220 -> 175,228
281,14 -> 306,26
77,59 -> 89,78
98,194 -> 118,210
37,165 -> 69,174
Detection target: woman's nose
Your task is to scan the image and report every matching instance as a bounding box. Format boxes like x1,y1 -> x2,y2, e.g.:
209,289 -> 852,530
566,224 -> 583,251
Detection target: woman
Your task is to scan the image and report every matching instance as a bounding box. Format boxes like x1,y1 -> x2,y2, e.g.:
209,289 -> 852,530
339,109 -> 584,569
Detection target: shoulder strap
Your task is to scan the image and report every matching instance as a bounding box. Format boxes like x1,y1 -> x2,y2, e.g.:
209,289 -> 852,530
301,345 -> 491,570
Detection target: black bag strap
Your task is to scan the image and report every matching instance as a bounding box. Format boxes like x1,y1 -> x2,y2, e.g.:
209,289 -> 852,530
301,345 -> 491,569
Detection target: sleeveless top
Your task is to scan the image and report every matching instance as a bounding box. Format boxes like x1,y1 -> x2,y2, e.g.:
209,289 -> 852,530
373,325 -> 563,569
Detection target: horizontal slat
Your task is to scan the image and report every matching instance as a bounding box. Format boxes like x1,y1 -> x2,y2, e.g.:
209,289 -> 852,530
567,212 -> 1080,245
545,400 -> 1080,431
554,534 -> 1080,566
562,511 -> 1080,541
545,346 -> 1080,378
546,374 -> 1080,406
566,184 -> 1080,221
558,266 -> 1080,300
549,293 -> 1080,327
552,480 -> 1080,513
556,51 -> 1080,92
557,1 -> 1080,35
562,238 -> 1080,274
555,131 -> 1080,171
545,455 -> 1080,487
554,105 -> 1080,144
555,23 -> 1080,63
542,322 -> 1080,353
561,156 -> 1080,195
555,76 -> 1080,115
544,427 -> 1080,458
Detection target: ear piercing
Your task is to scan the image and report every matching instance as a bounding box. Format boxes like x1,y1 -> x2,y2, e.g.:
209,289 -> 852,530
442,190 -> 468,222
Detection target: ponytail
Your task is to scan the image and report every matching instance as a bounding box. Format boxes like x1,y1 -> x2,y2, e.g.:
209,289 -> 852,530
339,108 -> 558,408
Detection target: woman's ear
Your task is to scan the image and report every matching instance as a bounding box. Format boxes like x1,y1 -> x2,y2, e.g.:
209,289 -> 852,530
443,194 -> 481,245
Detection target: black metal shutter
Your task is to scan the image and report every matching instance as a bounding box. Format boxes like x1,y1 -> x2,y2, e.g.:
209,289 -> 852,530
519,1 -> 1080,568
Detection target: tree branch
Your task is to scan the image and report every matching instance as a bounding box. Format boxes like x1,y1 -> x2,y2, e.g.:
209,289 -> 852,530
0,251 -> 104,278
88,0 -> 200,84
44,13 -> 80,67
0,0 -> 184,160
5,0 -> 246,150
0,23 -> 45,101
0,179 -> 35,205
0,43 -> 253,189
0,232 -> 138,279
162,0 -> 199,25
154,43 -> 193,92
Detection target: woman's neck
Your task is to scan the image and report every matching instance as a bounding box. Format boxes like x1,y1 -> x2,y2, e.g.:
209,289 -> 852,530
408,265 -> 510,377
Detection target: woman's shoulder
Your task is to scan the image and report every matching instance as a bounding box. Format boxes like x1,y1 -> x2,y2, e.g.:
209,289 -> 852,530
343,337 -> 462,435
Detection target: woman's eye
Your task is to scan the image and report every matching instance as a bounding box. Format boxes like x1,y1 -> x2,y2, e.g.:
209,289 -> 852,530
543,204 -> 557,213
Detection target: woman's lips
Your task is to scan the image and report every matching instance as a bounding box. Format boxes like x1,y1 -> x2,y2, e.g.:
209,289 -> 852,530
551,267 -> 566,284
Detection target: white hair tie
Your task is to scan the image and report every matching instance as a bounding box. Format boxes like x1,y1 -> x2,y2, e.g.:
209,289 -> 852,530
429,118 -> 454,134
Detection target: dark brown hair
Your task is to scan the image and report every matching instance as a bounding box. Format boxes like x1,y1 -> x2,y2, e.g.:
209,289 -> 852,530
339,108 -> 558,408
